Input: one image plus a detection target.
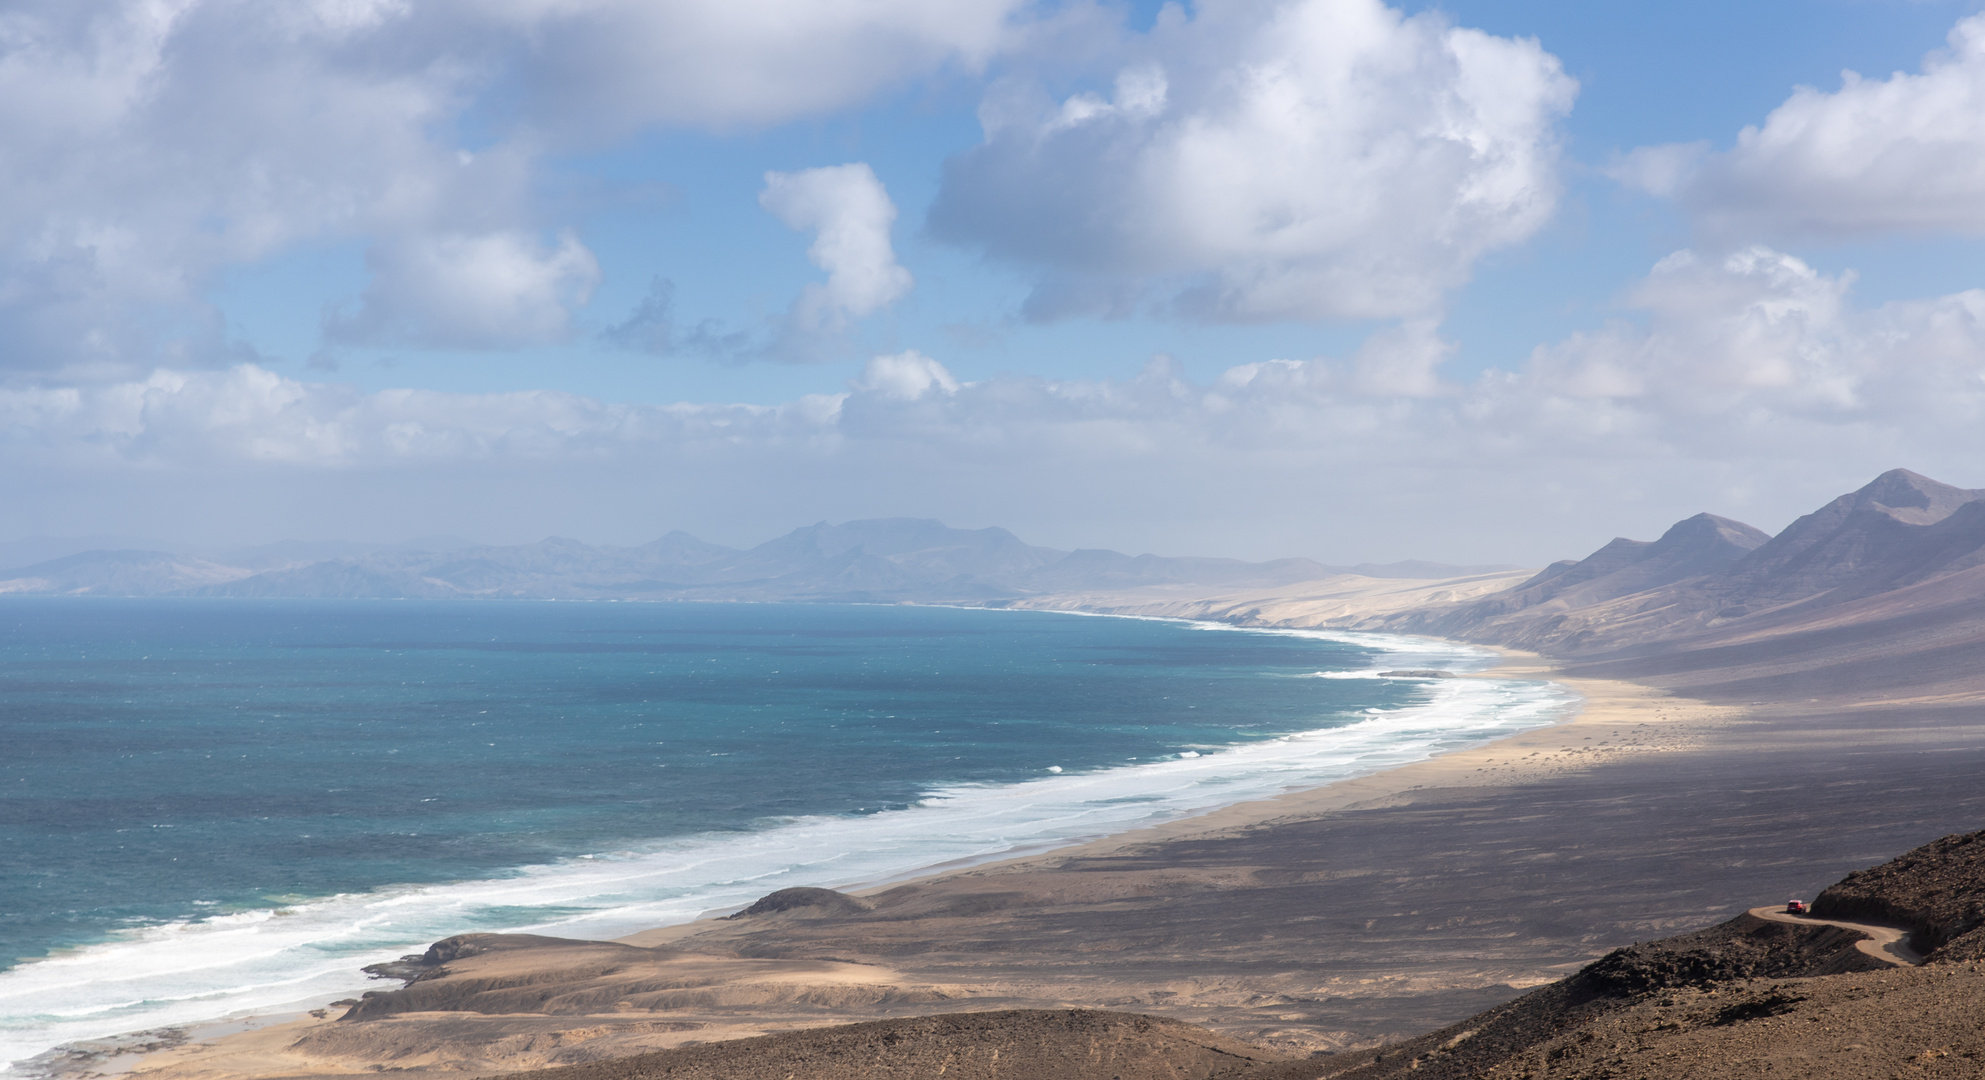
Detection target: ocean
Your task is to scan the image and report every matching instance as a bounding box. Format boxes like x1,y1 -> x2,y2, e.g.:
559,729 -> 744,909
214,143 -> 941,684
0,599 -> 1570,1073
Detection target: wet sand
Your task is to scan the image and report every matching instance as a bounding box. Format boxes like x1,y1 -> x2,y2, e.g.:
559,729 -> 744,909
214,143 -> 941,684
97,645 -> 1985,1080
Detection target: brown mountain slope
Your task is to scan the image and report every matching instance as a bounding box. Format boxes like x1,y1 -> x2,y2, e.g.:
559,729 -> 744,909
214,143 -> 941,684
1559,557 -> 1985,702
1373,470 -> 1985,701
1285,826 -> 1985,1079
1679,469 -> 1985,620
1382,512 -> 1769,646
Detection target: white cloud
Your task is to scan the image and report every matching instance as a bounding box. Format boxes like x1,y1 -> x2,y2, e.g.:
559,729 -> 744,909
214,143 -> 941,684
0,364 -> 837,468
327,230 -> 602,350
929,0 -> 1577,322
1617,13 -> 1985,239
11,247 -> 1984,560
18,249 -> 1981,470
760,164 -> 914,333
489,0 -> 1019,136
1517,247 -> 1985,427
0,0 -> 470,373
0,0 -> 1023,375
853,350 -> 959,400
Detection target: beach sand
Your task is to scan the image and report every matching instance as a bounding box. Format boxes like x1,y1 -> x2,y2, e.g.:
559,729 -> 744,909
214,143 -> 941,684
89,640 -> 1985,1080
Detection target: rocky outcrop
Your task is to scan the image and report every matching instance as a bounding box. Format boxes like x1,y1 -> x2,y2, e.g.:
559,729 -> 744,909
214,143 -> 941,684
1813,830 -> 1985,959
1297,827 -> 1985,1079
1296,911 -> 1890,1080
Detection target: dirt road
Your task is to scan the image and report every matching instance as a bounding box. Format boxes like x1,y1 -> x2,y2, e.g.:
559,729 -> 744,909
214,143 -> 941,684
1747,906 -> 1923,966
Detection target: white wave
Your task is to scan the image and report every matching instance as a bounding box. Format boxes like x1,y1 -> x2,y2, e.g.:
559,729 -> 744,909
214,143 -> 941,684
0,631 -> 1570,1075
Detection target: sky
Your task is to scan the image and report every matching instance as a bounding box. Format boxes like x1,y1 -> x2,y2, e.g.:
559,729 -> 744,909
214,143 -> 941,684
5,0 -> 1985,564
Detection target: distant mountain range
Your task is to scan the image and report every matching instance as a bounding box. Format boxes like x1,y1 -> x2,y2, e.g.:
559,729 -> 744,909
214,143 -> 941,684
0,520 -> 1514,603
1364,467 -> 1985,702
19,469 -> 1979,705
1377,468 -> 1985,648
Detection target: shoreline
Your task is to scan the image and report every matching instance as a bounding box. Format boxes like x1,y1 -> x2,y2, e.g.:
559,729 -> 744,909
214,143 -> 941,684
633,643 -> 1718,933
711,631 -> 1582,913
927,646 -> 1725,869
1,622 -> 1551,1066
66,639 -> 1751,1080
4,609 -> 1524,1076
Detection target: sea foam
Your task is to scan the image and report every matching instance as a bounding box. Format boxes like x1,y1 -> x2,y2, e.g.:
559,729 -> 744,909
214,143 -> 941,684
0,626 -> 1570,1074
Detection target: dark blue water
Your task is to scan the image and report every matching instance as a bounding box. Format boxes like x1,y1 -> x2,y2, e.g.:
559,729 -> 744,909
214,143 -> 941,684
0,599 -> 1413,972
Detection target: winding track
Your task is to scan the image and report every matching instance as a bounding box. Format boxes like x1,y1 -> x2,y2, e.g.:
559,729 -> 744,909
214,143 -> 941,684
1746,905 -> 1923,967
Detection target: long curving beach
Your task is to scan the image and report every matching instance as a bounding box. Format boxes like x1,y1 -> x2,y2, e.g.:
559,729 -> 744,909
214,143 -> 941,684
2,607 -> 1555,1078
92,630 -> 1985,1080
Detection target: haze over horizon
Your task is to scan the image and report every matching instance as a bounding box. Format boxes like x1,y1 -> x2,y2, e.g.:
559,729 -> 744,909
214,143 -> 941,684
6,0 -> 1985,563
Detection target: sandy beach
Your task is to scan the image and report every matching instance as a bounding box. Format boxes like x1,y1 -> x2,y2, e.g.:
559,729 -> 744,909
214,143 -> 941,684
41,490 -> 1985,1080
90,633 -> 1985,1080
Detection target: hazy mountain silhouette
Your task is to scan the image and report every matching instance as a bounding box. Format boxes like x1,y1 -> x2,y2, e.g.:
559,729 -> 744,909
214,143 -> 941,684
0,518 -> 1511,602
0,549 -> 254,596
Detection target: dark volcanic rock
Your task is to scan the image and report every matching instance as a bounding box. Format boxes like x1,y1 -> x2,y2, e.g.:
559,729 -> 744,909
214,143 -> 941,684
1297,913 -> 1886,1079
1571,914 -> 1884,996
359,955 -> 433,983
414,932 -> 583,965
1813,827 -> 1985,958
339,935 -> 659,1021
1280,824 -> 1985,1078
341,934 -> 612,1018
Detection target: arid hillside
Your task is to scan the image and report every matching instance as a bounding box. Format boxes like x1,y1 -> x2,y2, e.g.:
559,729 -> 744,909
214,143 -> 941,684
1392,470 -> 1985,671
278,827 -> 1985,1080
1303,825 -> 1985,1080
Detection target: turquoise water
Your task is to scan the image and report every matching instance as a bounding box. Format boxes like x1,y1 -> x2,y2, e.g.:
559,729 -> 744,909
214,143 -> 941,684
0,599 -> 1567,1071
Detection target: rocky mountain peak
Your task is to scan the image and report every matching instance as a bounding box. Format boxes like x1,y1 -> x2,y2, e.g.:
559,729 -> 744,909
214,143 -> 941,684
1833,468 -> 1984,527
1656,512 -> 1772,553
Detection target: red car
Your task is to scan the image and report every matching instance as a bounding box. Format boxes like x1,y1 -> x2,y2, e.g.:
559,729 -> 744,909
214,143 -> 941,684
1785,900 -> 1808,915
